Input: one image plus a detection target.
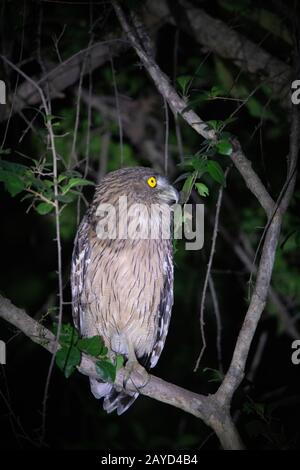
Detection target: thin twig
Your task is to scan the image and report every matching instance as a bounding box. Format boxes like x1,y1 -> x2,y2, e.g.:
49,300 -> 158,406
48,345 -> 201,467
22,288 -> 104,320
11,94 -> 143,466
163,97 -> 169,175
0,53 -> 65,445
247,331 -> 268,384
208,274 -> 224,374
110,53 -> 124,168
26,188 -> 56,207
98,130 -> 111,182
194,171 -> 227,371
76,4 -> 94,225
0,0 -> 26,150
52,24 -> 67,63
70,35 -> 94,167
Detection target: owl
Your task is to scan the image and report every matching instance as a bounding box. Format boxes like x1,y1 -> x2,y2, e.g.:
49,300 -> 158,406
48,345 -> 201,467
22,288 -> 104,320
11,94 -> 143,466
71,167 -> 178,414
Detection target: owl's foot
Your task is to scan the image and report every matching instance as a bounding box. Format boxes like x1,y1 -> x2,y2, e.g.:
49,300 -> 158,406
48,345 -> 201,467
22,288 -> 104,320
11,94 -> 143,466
122,360 -> 149,392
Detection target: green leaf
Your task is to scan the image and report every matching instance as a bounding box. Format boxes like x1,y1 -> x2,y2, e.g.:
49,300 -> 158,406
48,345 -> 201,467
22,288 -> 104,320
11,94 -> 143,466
56,192 -> 77,203
56,346 -> 81,378
44,114 -> 62,125
220,131 -> 231,140
207,120 -> 223,131
0,170 -> 25,196
96,359 -> 116,382
209,85 -> 224,98
53,323 -> 79,348
36,202 -> 54,215
180,172 -> 197,203
58,174 -> 68,183
207,160 -> 225,185
61,177 -> 95,195
0,160 -> 27,174
176,158 -> 194,171
44,180 -> 54,188
191,157 -> 208,173
216,138 -> 233,156
246,97 -> 277,122
27,176 -> 49,192
115,354 -> 124,371
176,75 -> 193,95
195,182 -> 209,197
77,336 -> 105,357
45,114 -> 56,122
224,116 -> 238,126
203,367 -> 224,383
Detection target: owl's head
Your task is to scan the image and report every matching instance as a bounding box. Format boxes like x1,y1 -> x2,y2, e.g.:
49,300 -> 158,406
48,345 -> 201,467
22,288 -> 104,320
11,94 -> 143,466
96,167 -> 179,206
93,167 -> 179,242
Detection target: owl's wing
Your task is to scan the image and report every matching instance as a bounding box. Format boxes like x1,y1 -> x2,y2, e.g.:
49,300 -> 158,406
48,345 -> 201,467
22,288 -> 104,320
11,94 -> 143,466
142,245 -> 174,370
71,213 -> 91,334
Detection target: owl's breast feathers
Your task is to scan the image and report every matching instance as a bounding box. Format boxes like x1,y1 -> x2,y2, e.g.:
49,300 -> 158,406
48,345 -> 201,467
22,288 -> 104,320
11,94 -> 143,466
81,231 -> 173,366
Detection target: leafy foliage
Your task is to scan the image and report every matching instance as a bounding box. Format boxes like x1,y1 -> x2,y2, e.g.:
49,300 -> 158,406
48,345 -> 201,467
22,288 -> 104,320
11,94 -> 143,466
0,157 -> 94,214
54,323 -> 121,382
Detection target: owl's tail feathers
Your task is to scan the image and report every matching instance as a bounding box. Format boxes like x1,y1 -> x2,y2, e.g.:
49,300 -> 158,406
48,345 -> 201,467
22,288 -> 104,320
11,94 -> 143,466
103,388 -> 139,416
90,379 -> 138,416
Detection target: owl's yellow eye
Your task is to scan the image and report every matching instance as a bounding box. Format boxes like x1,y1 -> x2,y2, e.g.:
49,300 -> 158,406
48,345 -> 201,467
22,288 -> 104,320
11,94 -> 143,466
147,176 -> 157,188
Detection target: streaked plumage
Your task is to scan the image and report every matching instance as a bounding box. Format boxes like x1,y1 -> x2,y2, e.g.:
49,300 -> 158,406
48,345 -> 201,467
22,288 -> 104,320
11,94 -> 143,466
71,167 -> 178,414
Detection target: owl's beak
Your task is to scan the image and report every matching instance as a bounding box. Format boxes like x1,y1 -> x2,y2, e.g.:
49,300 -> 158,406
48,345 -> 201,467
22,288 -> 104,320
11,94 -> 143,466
160,185 -> 179,205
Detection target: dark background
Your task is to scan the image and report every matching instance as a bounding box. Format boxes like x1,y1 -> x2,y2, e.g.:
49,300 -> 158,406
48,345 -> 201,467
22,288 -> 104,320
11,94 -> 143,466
0,0 -> 300,450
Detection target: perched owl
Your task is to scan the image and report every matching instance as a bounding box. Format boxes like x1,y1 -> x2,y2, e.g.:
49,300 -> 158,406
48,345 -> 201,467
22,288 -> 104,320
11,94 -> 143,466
71,167 -> 178,415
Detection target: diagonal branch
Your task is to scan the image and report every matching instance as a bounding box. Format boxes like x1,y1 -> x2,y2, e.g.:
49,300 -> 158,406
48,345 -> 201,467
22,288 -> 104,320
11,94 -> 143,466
216,106 -> 299,405
112,1 -> 215,142
112,1 -> 275,217
181,0 -> 290,98
0,294 -> 244,450
146,0 -> 291,102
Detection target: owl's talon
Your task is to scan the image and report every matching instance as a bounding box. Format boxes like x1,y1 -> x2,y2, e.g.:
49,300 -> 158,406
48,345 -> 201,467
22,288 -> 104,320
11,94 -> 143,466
122,360 -> 149,392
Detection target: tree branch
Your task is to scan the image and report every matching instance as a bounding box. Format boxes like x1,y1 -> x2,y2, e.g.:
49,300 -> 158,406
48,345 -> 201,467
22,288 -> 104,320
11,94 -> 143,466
181,0 -> 291,98
112,1 -> 215,142
216,106 -> 299,405
0,294 -> 244,450
146,0 -> 291,101
112,1 -> 275,217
